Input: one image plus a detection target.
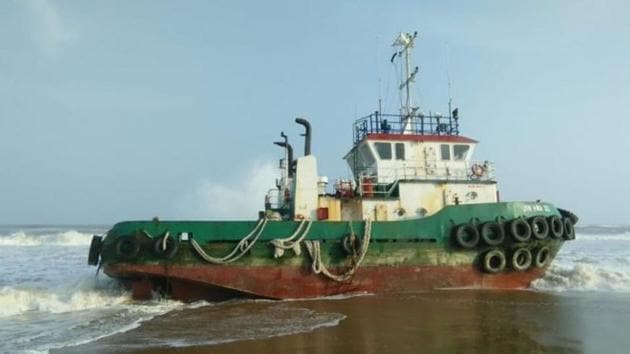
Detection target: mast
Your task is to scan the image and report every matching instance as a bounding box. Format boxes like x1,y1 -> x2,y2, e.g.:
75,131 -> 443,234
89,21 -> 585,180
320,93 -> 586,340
392,31 -> 418,134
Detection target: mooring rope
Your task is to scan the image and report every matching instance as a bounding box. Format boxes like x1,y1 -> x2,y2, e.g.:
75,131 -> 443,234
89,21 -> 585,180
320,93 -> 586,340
269,219 -> 312,258
159,231 -> 170,251
190,218 -> 268,264
304,219 -> 372,282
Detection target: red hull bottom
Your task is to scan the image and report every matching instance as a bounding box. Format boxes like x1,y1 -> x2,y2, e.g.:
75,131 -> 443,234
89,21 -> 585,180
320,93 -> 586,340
104,263 -> 547,302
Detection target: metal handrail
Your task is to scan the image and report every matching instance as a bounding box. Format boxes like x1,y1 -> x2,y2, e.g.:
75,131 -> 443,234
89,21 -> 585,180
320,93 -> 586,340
357,161 -> 495,197
353,111 -> 460,145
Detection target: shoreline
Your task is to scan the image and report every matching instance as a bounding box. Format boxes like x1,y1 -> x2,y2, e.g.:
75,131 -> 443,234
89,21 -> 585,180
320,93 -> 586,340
58,289 -> 630,354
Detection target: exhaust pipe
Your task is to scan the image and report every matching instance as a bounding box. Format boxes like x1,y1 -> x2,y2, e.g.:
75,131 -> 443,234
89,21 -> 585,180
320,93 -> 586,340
295,118 -> 311,156
273,141 -> 294,177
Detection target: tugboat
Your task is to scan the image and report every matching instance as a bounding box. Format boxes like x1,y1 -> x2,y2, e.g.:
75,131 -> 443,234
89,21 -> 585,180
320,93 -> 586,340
88,32 -> 577,301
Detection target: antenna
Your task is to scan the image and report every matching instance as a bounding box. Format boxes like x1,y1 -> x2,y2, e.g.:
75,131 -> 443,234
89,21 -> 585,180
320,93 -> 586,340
392,31 -> 419,134
376,34 -> 382,113
443,41 -> 459,135
445,41 -> 453,118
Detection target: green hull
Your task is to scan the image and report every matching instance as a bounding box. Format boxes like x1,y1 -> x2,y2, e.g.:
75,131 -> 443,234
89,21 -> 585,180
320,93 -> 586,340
92,201 -> 574,300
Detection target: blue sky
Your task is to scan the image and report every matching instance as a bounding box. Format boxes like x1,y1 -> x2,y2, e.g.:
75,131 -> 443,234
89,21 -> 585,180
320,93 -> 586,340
1,0 -> 628,224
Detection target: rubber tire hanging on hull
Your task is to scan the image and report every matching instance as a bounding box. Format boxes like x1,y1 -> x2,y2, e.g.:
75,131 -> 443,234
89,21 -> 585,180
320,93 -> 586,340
511,248 -> 532,271
88,235 -> 102,266
342,234 -> 362,255
559,208 -> 579,225
116,237 -> 140,260
480,222 -> 505,246
548,216 -> 564,239
530,216 -> 549,240
482,249 -> 506,274
534,246 -> 551,268
509,219 -> 532,242
154,234 -> 178,259
453,224 -> 480,249
563,218 -> 576,240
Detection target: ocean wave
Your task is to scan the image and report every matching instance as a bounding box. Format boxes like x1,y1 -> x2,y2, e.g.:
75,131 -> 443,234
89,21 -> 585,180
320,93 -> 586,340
0,275 -> 199,353
532,263 -> 630,292
0,278 -> 129,318
0,230 -> 95,246
52,301 -> 194,352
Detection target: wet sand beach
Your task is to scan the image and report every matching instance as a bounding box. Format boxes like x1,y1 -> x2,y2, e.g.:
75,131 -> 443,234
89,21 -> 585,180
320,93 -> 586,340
60,289 -> 630,354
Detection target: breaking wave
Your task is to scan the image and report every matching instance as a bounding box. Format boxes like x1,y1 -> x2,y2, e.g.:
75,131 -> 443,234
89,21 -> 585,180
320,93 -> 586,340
532,230 -> 630,292
0,278 -> 128,318
0,230 -> 95,246
0,272 -> 197,353
532,264 -> 630,292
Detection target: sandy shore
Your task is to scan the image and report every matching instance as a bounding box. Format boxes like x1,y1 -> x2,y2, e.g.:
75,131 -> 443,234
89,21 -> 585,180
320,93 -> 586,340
60,290 -> 629,354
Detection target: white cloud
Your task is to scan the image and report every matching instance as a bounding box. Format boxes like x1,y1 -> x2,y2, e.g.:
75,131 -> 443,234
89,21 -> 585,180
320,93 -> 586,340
23,0 -> 75,54
175,160 -> 280,220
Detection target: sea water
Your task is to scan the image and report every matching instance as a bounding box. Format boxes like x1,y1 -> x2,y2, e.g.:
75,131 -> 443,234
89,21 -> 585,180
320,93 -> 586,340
0,225 -> 629,353
0,226 -> 193,353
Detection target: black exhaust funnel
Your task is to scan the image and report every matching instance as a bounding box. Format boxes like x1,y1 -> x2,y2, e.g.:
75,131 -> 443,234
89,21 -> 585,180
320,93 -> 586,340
295,118 -> 311,156
273,141 -> 294,177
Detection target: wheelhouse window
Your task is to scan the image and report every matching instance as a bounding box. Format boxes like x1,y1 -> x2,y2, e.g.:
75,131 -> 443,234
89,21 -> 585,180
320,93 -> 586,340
453,144 -> 470,161
395,143 -> 405,160
374,142 -> 392,160
440,144 -> 451,160
359,143 -> 376,165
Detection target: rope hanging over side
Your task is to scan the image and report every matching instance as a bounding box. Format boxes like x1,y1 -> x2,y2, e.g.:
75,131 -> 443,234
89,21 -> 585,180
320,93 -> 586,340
160,231 -> 170,251
190,218 -> 268,264
304,219 -> 372,282
269,219 -> 312,258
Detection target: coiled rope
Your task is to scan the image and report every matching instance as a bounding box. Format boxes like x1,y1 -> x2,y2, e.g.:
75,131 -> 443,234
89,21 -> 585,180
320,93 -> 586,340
269,219 -> 312,258
190,218 -> 268,264
304,219 -> 372,282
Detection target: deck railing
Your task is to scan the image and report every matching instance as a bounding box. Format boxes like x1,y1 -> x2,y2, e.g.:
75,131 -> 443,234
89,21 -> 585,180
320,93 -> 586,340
353,111 -> 460,145
357,161 -> 494,197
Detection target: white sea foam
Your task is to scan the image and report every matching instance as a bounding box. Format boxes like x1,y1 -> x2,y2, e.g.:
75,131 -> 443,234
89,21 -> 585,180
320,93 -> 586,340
0,277 -> 128,318
284,291 -> 373,302
51,301 -> 193,352
160,304 -> 346,348
532,264 -> 630,292
0,273 -> 200,352
0,230 -> 94,246
532,229 -> 630,292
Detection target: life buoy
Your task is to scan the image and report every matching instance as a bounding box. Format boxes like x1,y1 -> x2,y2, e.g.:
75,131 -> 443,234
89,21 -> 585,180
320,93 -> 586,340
511,248 -> 532,271
548,215 -> 564,239
88,235 -> 102,266
480,222 -> 505,246
153,233 -> 178,259
453,223 -> 480,249
482,249 -> 506,273
471,164 -> 485,178
534,247 -> 551,268
509,219 -> 532,242
529,216 -> 549,240
563,218 -> 575,240
116,237 -> 140,260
